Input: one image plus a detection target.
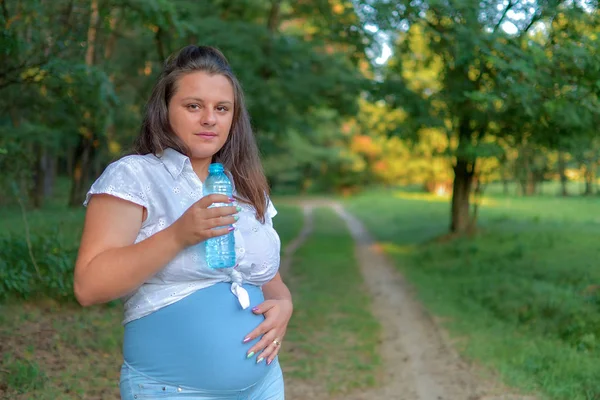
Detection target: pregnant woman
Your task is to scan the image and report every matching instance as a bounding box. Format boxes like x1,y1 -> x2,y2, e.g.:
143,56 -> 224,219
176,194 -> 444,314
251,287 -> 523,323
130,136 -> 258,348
73,45 -> 292,400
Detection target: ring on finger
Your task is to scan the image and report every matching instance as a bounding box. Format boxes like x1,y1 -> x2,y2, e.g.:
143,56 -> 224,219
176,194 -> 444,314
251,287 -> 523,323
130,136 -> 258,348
273,338 -> 281,346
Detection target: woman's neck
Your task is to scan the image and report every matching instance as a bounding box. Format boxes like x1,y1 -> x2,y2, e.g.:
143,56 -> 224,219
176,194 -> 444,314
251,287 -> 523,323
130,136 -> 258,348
191,158 -> 211,182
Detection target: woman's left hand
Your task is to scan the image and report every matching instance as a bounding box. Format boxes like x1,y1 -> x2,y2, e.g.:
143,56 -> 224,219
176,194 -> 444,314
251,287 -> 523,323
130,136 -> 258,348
243,298 -> 293,365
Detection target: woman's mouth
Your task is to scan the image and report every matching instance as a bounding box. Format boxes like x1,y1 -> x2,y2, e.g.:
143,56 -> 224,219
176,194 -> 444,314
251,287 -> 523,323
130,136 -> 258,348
195,131 -> 217,139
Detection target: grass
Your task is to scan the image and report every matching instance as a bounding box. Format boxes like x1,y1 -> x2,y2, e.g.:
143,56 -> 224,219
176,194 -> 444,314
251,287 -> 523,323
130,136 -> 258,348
0,301 -> 124,399
0,198 -> 305,399
0,177 -> 85,246
346,188 -> 600,400
12,179 -> 596,398
279,207 -> 382,394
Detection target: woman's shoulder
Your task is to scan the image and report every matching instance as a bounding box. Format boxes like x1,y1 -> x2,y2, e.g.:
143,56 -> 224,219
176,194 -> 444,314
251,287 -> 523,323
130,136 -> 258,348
107,153 -> 161,172
86,154 -> 161,198
84,154 -> 161,208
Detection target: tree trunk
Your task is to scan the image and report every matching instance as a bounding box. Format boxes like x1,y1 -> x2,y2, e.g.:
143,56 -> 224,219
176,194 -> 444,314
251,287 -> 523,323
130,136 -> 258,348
66,147 -> 74,177
69,0 -> 99,207
259,0 -> 281,81
584,162 -> 594,196
519,153 -> 537,196
85,0 -> 99,66
450,158 -> 474,234
30,145 -> 46,208
44,155 -> 56,198
69,135 -> 95,206
525,170 -> 536,196
469,174 -> 483,232
155,27 -> 165,61
558,150 -> 568,196
267,0 -> 281,32
104,8 -> 120,60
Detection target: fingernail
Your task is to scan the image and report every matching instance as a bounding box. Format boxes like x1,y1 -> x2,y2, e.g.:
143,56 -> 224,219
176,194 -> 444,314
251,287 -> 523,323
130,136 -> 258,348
234,215 -> 239,221
246,351 -> 255,359
252,307 -> 259,312
243,337 -> 251,343
228,226 -> 235,232
267,359 -> 272,365
229,197 -> 235,202
257,357 -> 264,364
236,206 -> 242,212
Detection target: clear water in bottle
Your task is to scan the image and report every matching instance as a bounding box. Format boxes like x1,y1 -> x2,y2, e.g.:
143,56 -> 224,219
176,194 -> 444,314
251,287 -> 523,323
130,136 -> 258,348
204,163 -> 236,269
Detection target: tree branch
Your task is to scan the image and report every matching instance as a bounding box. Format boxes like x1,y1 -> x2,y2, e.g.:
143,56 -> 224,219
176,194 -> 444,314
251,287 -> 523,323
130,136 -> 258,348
493,0 -> 514,33
522,6 -> 553,36
0,57 -> 51,81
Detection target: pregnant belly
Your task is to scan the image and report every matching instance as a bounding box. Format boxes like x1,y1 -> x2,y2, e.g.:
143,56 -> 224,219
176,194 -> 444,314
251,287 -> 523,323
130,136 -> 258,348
123,283 -> 272,390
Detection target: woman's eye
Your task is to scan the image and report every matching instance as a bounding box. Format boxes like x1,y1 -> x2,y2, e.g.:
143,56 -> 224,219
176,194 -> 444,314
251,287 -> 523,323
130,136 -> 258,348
216,106 -> 229,112
187,104 -> 200,110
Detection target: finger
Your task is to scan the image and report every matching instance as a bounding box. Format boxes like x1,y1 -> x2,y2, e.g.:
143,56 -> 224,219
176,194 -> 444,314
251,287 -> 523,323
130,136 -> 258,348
205,215 -> 237,229
242,318 -> 274,347
246,327 -> 278,359
256,330 -> 281,364
205,205 -> 239,219
196,194 -> 234,209
206,226 -> 234,238
255,335 -> 282,364
242,302 -> 278,344
250,300 -> 277,315
265,340 -> 282,365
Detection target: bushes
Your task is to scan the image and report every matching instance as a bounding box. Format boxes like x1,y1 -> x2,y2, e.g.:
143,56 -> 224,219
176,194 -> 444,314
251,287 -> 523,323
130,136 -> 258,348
0,233 -> 77,301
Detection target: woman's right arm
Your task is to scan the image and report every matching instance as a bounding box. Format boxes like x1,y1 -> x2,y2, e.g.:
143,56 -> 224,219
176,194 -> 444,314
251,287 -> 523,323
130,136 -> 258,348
74,193 -> 237,307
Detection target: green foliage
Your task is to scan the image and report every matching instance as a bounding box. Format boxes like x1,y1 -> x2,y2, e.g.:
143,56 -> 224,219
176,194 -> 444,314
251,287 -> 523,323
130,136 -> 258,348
265,109 -> 368,193
0,233 -> 78,301
0,0 -> 375,203
360,0 -> 600,231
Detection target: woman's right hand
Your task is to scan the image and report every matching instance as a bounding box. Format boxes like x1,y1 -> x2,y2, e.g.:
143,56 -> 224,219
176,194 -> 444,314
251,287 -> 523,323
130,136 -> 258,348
169,194 -> 239,249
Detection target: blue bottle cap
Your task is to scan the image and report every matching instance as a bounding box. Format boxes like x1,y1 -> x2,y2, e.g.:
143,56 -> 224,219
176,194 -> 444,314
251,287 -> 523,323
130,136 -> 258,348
208,163 -> 224,173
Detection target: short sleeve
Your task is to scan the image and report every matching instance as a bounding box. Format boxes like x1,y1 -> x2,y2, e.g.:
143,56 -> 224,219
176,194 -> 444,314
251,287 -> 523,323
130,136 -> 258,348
83,159 -> 149,209
266,197 -> 277,219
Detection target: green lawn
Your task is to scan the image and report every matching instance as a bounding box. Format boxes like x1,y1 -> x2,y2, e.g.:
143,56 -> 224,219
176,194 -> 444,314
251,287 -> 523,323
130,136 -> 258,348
0,198 -> 382,398
346,189 -> 600,400
0,203 -> 304,399
279,207 -> 382,394
7,183 -> 595,399
0,178 -> 85,246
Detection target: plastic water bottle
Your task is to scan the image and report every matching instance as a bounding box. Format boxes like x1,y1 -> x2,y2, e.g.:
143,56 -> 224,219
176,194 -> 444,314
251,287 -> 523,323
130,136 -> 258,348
204,163 -> 236,269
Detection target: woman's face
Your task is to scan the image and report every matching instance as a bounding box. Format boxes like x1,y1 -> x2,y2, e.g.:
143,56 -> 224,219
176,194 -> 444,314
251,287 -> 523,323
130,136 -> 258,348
168,71 -> 235,162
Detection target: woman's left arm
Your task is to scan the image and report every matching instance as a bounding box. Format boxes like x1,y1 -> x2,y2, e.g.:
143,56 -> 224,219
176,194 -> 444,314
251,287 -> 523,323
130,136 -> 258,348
243,272 -> 293,365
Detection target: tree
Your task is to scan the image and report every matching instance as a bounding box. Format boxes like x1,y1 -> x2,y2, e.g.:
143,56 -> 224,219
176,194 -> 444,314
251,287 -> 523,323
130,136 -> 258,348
360,0 -> 600,234
0,0 -> 375,206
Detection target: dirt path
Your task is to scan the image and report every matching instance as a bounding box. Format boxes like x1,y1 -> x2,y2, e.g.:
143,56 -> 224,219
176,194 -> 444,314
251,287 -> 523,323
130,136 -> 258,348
282,201 -> 537,400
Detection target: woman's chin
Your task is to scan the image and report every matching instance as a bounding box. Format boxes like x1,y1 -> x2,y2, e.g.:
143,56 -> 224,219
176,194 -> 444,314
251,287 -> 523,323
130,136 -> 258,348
188,147 -> 222,161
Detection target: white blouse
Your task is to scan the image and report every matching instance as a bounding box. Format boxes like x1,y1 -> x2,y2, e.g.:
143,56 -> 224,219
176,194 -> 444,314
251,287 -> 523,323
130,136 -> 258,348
84,148 -> 281,324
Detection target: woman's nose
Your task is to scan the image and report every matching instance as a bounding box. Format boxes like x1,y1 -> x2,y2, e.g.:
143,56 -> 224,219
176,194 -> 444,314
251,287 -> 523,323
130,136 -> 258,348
201,109 -> 216,126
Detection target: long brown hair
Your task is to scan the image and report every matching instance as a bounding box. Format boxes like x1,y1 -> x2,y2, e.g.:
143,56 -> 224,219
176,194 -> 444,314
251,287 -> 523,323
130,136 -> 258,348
133,45 -> 269,222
